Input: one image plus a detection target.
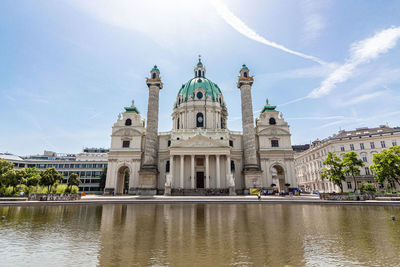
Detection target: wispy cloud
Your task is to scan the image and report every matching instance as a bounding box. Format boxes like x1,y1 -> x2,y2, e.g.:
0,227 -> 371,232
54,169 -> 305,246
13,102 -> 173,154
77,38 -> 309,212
287,115 -> 345,120
300,0 -> 329,43
309,26 -> 400,98
339,90 -> 389,107
211,0 -> 326,65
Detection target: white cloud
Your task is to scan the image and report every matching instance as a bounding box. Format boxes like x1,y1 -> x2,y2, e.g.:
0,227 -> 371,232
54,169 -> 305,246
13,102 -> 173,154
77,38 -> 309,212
211,0 -> 326,65
309,26 -> 400,98
69,0 -> 221,48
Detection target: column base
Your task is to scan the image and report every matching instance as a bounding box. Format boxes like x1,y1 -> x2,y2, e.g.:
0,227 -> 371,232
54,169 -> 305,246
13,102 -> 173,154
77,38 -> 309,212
243,169 -> 263,189
138,167 -> 158,194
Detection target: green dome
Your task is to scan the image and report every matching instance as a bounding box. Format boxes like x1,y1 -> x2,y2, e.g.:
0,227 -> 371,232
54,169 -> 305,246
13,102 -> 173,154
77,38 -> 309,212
151,65 -> 159,72
178,77 -> 222,102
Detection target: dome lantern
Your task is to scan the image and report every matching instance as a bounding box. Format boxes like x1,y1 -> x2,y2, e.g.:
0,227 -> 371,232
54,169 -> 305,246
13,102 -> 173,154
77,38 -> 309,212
194,55 -> 205,78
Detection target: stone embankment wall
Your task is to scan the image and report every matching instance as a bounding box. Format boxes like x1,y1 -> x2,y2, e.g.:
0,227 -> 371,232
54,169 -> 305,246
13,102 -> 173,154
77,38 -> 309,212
28,194 -> 81,201
319,193 -> 375,201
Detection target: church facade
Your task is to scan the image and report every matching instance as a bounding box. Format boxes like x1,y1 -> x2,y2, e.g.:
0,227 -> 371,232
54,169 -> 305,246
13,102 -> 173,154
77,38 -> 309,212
104,59 -> 296,195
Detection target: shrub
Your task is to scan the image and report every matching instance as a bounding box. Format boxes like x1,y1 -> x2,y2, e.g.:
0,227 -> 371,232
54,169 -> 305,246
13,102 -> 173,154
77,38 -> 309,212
360,183 -> 376,193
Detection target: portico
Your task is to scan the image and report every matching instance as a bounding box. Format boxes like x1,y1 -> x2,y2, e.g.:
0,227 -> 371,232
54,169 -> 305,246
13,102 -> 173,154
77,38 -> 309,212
167,151 -> 233,190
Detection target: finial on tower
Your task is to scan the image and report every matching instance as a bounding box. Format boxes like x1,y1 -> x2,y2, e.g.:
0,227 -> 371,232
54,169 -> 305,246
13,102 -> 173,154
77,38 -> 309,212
131,100 -> 135,107
266,98 -> 269,105
198,54 -> 201,62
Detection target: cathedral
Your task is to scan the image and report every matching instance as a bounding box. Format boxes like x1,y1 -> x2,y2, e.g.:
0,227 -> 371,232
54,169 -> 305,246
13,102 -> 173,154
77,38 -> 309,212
104,58 -> 296,195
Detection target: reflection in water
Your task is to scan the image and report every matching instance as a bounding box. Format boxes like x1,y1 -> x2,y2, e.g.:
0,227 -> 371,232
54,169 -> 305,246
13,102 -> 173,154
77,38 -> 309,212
1,204 -> 400,266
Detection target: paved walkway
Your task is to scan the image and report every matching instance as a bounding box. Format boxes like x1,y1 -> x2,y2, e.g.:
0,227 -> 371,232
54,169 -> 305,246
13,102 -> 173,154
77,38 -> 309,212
1,194 -> 400,206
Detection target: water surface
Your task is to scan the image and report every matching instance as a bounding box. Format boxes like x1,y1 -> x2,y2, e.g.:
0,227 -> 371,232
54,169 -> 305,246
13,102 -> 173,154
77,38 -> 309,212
1,204 -> 400,266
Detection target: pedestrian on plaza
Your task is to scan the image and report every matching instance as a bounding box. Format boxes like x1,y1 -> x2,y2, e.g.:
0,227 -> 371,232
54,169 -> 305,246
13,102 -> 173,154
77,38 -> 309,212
257,190 -> 261,200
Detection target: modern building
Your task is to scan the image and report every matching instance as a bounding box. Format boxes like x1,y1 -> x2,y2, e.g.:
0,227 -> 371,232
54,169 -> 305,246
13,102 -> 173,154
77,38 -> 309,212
0,148 -> 108,194
295,125 -> 400,193
105,58 -> 297,195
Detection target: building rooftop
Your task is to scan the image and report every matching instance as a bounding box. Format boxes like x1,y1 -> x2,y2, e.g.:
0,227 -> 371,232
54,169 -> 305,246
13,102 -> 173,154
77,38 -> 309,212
332,125 -> 400,139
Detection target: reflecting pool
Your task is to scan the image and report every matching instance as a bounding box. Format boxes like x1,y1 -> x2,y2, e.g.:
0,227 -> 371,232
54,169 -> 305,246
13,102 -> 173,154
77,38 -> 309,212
1,204 -> 400,266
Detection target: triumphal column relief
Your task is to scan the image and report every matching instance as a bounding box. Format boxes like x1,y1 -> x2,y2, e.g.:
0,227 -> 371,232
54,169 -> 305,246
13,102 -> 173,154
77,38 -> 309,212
138,65 -> 163,194
237,64 -> 262,189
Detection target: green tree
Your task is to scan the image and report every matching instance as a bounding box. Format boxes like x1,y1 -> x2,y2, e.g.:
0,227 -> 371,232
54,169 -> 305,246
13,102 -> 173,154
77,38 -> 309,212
67,173 -> 81,193
370,146 -> 400,188
321,152 -> 346,193
39,167 -> 63,193
99,167 -> 107,191
25,167 -> 40,188
342,151 -> 365,192
359,183 -> 377,193
0,158 -> 14,179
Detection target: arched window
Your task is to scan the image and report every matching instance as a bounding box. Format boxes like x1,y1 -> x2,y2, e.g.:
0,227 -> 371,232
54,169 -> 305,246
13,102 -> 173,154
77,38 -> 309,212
166,161 -> 170,172
231,160 -> 235,171
177,118 -> 180,129
125,119 -> 132,126
269,117 -> 276,125
196,112 -> 204,127
198,70 -> 201,77
152,73 -> 156,79
167,140 -> 171,147
244,72 -> 248,77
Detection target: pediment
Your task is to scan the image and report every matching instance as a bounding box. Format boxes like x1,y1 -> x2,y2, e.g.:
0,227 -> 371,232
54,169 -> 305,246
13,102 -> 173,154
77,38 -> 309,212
112,128 -> 143,137
258,127 -> 290,136
172,135 -> 227,148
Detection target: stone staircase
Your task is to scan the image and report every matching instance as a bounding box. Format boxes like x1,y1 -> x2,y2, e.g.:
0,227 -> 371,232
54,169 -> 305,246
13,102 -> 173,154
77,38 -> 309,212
171,188 -> 230,196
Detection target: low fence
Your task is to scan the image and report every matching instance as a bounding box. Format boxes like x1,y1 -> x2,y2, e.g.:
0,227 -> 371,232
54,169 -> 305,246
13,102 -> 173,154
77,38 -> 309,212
28,194 -> 81,201
319,193 -> 376,201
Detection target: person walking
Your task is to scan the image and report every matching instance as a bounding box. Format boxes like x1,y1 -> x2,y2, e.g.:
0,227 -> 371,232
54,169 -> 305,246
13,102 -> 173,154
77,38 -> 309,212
257,190 -> 261,200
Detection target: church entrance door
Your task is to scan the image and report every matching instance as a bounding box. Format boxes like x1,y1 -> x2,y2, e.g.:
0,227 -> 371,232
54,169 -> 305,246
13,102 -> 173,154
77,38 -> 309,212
196,172 -> 204,188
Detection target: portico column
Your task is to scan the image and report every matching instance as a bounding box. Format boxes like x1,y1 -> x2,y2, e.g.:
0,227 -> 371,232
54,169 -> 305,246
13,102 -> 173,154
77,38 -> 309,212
205,155 -> 210,188
216,155 -> 220,188
170,154 -> 174,177
226,155 -> 231,185
191,155 -> 195,189
180,155 -> 184,188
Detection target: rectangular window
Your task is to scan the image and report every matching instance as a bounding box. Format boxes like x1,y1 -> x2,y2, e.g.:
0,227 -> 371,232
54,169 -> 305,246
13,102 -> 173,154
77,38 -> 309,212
123,140 -> 130,148
360,143 -> 364,150
350,144 -> 355,151
340,146 -> 345,152
381,141 -> 386,148
229,140 -> 233,147
87,164 -> 93,168
392,140 -> 397,147
95,164 -> 102,168
65,164 -> 70,168
271,140 -> 279,147
362,155 -> 367,162
365,167 -> 370,175
82,164 -> 86,168
347,182 -> 352,189
75,164 -> 80,168
370,142 -> 375,149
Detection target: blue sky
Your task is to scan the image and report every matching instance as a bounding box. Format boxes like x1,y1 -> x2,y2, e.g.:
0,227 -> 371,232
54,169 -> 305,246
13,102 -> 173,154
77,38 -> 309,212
1,0 -> 400,155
